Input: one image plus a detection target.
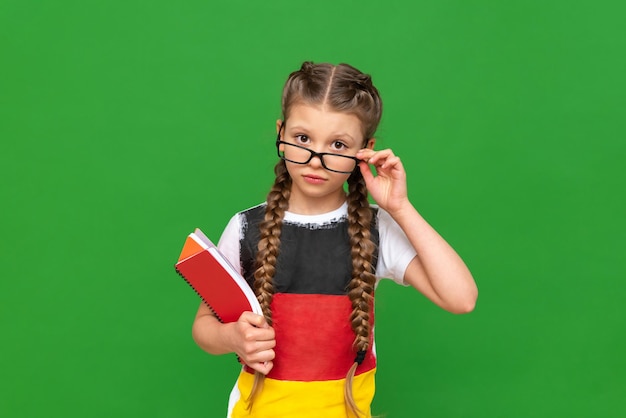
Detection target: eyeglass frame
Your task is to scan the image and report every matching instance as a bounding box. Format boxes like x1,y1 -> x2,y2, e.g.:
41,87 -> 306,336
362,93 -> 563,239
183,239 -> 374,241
275,122 -> 362,174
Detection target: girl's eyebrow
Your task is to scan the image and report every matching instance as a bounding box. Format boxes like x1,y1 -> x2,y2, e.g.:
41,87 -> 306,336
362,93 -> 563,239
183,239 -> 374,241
286,125 -> 309,133
286,126 -> 309,132
332,132 -> 356,141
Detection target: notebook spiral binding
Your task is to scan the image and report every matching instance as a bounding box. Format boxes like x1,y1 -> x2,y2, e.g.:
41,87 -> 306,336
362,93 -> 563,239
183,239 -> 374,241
175,265 -> 225,323
176,265 -> 247,364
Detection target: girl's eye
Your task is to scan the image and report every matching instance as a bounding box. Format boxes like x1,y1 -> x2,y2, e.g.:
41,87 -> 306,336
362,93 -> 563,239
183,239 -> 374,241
295,135 -> 310,144
331,140 -> 348,151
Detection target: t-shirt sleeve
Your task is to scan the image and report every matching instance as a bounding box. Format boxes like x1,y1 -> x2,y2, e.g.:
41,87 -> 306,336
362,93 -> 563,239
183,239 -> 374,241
375,207 -> 417,285
216,213 -> 243,275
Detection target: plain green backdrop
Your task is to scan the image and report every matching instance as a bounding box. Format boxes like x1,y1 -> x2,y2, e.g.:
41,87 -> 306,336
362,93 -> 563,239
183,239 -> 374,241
1,1 -> 624,417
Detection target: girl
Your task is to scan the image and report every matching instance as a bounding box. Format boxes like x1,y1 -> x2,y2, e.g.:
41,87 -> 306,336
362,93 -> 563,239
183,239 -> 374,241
192,61 -> 478,418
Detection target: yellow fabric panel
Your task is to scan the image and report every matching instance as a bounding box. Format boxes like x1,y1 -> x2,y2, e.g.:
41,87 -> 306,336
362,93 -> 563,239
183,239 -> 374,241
231,369 -> 376,418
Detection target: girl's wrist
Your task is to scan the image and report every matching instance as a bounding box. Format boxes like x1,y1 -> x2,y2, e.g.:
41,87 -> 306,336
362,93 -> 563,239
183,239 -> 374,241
220,321 -> 238,354
385,199 -> 416,221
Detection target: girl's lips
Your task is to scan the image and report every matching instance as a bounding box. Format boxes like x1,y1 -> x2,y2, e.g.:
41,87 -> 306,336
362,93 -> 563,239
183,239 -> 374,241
303,174 -> 326,185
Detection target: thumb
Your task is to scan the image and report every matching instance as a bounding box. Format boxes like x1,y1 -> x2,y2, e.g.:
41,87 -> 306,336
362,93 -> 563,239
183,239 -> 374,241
359,161 -> 375,185
240,312 -> 269,329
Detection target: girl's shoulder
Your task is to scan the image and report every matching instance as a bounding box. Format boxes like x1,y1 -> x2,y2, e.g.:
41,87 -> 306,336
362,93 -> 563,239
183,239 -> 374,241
237,202 -> 267,217
218,203 -> 266,245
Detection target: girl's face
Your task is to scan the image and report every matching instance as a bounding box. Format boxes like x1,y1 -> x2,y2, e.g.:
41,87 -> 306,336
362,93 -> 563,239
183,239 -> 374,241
277,103 -> 374,214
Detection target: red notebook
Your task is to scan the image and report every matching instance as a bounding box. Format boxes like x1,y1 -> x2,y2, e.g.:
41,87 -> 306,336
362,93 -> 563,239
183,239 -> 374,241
175,228 -> 262,323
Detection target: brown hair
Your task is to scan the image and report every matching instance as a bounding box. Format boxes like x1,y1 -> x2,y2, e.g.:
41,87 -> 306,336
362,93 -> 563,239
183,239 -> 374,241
249,62 -> 382,417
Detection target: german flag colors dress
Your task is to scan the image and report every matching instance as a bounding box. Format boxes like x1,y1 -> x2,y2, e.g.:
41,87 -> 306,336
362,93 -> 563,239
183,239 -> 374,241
216,202 -> 416,418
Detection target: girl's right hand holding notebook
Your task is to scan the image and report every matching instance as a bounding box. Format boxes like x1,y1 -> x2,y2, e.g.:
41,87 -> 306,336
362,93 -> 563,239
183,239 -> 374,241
225,311 -> 276,375
192,305 -> 276,375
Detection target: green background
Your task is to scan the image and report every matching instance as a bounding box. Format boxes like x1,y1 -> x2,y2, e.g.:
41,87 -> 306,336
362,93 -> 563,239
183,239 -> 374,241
1,1 -> 624,417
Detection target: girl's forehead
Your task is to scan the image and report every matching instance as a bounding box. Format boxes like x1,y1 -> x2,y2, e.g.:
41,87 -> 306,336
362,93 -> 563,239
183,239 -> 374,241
285,103 -> 363,137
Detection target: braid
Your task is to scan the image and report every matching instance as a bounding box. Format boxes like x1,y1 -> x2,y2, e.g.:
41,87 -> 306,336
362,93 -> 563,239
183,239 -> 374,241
254,160 -> 291,324
246,160 -> 291,410
344,169 -> 377,418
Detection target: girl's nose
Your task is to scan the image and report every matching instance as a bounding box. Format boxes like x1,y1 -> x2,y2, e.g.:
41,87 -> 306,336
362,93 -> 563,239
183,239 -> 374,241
307,153 -> 324,169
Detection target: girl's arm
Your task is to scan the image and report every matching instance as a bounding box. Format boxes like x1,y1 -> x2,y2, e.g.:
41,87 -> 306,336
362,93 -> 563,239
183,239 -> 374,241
192,303 -> 276,374
356,148 -> 478,314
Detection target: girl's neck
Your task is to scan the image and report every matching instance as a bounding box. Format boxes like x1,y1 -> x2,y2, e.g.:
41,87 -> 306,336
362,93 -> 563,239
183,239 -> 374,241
286,192 -> 347,215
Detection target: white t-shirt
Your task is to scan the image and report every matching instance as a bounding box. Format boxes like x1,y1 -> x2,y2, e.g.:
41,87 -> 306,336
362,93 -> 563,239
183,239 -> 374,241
217,202 -> 416,286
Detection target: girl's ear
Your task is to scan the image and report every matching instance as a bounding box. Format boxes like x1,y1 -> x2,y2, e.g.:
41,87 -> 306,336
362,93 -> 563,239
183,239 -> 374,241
276,120 -> 285,152
365,138 -> 376,149
276,119 -> 283,136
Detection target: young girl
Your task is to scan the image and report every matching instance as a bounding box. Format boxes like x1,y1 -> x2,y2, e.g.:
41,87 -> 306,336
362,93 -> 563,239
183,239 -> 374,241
192,61 -> 478,418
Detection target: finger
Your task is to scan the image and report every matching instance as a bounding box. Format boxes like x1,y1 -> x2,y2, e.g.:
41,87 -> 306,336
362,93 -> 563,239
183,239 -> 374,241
368,152 -> 403,174
243,346 -> 275,366
369,149 -> 396,167
240,324 -> 275,345
239,311 -> 269,328
359,161 -> 375,184
252,338 -> 276,352
359,149 -> 396,170
249,360 -> 274,375
380,155 -> 402,170
356,148 -> 376,162
250,327 -> 276,343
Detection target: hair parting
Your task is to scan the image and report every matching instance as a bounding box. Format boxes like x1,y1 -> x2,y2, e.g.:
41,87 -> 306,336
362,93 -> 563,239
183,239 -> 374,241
282,61 -> 382,139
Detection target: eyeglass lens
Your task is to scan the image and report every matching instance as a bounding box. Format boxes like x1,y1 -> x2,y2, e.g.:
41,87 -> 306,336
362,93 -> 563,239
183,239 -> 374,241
279,142 -> 357,173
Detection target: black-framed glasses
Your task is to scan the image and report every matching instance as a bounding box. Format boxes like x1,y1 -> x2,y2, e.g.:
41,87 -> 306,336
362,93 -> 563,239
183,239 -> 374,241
275,128 -> 360,174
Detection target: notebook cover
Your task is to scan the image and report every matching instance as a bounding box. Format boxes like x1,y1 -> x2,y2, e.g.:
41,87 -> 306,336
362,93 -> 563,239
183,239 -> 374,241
175,230 -> 261,323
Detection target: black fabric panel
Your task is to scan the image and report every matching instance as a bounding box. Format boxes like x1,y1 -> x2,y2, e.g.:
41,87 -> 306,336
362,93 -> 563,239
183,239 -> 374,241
240,204 -> 379,295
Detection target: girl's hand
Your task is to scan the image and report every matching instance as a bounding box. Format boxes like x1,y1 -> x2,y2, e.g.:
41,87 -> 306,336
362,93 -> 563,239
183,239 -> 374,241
227,311 -> 276,375
356,148 -> 410,214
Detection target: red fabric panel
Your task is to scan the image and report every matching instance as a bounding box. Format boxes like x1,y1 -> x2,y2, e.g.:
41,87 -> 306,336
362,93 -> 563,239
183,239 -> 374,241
245,293 -> 376,381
